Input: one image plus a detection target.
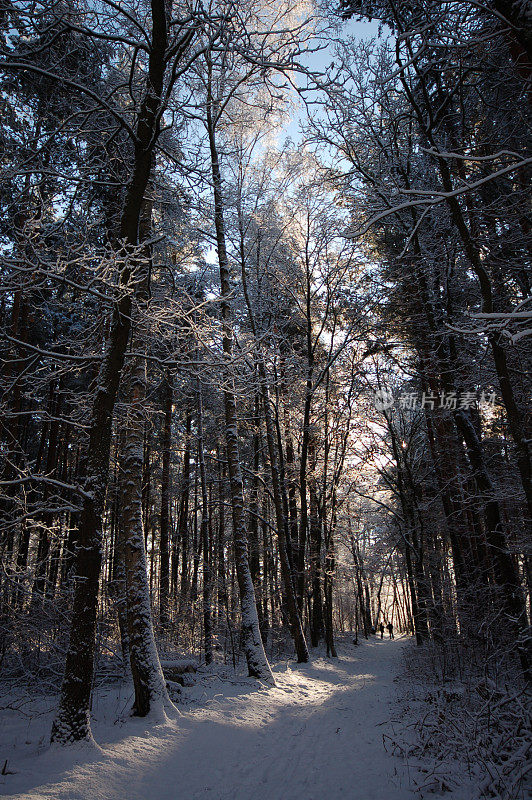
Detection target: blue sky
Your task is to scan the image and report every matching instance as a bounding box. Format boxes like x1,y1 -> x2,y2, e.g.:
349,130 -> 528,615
282,17 -> 385,142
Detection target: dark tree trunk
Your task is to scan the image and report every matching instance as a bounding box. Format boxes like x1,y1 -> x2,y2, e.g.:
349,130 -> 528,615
178,410 -> 192,619
309,482 -> 324,647
159,372 -> 173,628
50,2 -> 191,742
206,89 -> 274,684
197,383 -> 213,665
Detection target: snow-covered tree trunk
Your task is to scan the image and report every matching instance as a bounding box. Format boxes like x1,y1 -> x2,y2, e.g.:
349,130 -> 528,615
249,395 -> 266,642
297,243 -> 315,615
120,337 -> 171,717
237,213 -> 308,663
261,382 -> 310,663
324,539 -> 337,658
108,467 -> 131,679
118,167 -> 171,715
50,0 -> 189,742
206,87 -> 274,686
159,371 -> 172,629
309,479 -> 324,648
197,382 -> 213,665
224,395 -> 274,683
50,312 -> 131,743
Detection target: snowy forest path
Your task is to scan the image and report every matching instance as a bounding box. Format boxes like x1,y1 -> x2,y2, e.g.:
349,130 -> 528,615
2,636 -> 414,800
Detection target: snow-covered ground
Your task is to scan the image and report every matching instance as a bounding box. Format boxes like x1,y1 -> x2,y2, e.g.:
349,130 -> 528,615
1,636 -> 414,800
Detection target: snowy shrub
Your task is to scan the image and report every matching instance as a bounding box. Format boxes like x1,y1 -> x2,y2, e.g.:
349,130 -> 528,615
388,638 -> 531,799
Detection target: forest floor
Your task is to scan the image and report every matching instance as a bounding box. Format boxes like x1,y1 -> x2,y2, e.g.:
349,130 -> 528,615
0,635 -> 417,800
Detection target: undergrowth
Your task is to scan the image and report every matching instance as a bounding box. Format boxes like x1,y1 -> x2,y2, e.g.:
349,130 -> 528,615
387,634 -> 531,799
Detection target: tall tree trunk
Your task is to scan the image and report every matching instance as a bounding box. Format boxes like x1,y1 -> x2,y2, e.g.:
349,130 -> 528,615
324,535 -> 337,658
178,410 -> 192,619
280,354 -> 300,573
309,481 -> 324,647
206,87 -> 274,685
238,223 -> 308,663
261,385 -> 309,662
120,337 -> 170,717
159,371 -> 173,628
298,377 -> 313,615
50,1 -> 186,742
197,383 -> 213,665
248,394 -> 265,639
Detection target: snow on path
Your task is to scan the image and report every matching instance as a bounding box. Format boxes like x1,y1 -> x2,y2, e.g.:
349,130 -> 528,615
1,637 -> 413,800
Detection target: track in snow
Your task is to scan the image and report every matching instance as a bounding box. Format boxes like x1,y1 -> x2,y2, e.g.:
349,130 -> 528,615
1,636 -> 413,800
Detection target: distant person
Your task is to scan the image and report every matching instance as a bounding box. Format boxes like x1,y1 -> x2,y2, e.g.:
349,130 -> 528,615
379,622 -> 384,639
387,622 -> 394,639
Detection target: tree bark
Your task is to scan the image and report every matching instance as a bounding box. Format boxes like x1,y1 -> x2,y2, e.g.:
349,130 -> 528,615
50,0 -> 188,742
159,371 -> 173,628
197,383 -> 213,665
120,339 -> 170,718
206,81 -> 274,685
